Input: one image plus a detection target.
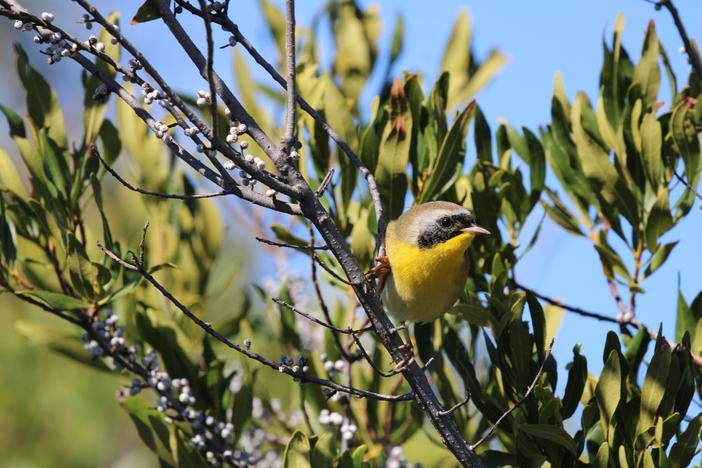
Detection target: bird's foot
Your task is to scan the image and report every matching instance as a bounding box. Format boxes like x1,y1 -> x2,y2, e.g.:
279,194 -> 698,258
391,343 -> 415,372
366,255 -> 391,279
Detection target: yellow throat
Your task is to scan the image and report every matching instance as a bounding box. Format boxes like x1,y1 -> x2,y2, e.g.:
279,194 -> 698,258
383,231 -> 475,322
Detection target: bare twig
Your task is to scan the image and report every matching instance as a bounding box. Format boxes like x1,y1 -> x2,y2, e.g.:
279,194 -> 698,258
470,341 -> 554,450
350,333 -> 403,377
93,145 -> 229,200
313,254 -> 355,286
672,165 -> 702,203
308,225 -> 356,361
439,393 -> 471,416
254,236 -> 328,250
515,282 -> 702,367
273,298 -> 373,335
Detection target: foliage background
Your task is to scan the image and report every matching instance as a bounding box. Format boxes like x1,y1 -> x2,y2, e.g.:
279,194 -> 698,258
1,0 -> 702,466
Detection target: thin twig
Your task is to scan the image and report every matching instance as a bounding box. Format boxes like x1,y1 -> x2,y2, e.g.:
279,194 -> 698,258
273,298 -> 372,335
516,282 -> 702,367
254,236 -> 328,250
439,393 -> 471,416
350,333 -> 403,377
672,165 -> 702,203
313,254 -> 355,286
470,341 -> 554,450
514,281 -> 627,325
308,225 -> 356,361
93,145 -> 230,200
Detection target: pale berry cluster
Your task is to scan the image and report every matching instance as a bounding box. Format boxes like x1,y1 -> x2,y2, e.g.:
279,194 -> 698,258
385,446 -> 410,468
318,409 -> 358,441
320,353 -> 346,378
196,89 -> 212,106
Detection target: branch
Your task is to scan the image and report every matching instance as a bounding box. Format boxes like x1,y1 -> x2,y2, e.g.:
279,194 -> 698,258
654,0 -> 702,82
515,281 -> 629,325
672,165 -> 702,204
173,0 -> 386,257
93,145 -> 230,200
283,0 -> 297,150
515,282 -> 702,367
273,298 -> 373,335
197,0 -> 219,142
99,233 -> 409,402
254,236 -> 329,250
470,341 -> 553,450
152,0 -> 300,193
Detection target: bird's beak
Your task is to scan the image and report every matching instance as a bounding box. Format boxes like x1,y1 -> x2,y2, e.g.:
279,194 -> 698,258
461,225 -> 491,236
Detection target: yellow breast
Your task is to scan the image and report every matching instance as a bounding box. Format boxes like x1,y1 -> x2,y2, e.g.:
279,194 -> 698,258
383,232 -> 473,322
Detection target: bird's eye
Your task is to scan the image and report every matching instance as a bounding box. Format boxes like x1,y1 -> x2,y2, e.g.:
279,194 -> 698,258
439,217 -> 452,228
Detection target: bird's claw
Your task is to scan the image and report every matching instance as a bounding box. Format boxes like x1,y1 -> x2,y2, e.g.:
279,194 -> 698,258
366,255 -> 391,279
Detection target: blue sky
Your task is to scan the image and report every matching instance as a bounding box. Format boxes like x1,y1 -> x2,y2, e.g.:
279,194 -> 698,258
1,1 -> 701,383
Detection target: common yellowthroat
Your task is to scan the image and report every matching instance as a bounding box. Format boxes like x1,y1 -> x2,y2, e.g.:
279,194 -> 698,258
380,201 -> 490,323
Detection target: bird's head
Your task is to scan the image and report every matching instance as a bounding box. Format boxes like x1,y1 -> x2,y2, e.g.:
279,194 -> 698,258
392,201 -> 490,249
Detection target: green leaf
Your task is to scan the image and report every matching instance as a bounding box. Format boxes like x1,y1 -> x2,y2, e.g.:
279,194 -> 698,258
15,320 -> 111,372
376,78 -> 413,219
450,303 -> 492,327
636,335 -> 672,437
562,345 -> 587,419
643,241 -> 677,278
98,119 -> 121,164
644,186 -> 673,252
39,129 -> 70,199
669,414 -> 702,467
0,199 -> 16,266
232,374 -> 254,443
439,10 -> 505,109
330,1 -> 376,103
283,430 -> 311,468
633,20 -> 661,107
518,424 -> 576,455
542,189 -> 585,236
22,290 -> 91,310
595,350 -> 622,435
310,432 -> 337,467
14,44 -> 66,148
258,0 -> 286,62
474,105 -> 492,163
676,287 -> 696,344
120,396 -> 174,464
0,102 -> 26,138
640,112 -> 662,190
571,93 -> 618,205
0,146 -> 26,196
131,0 -> 167,24
418,101 -> 475,203
670,99 -> 700,186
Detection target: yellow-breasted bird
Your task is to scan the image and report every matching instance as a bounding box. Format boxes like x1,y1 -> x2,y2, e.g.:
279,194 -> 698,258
379,201 -> 490,323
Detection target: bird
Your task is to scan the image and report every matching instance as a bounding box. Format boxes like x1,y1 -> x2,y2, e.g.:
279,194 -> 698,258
377,201 -> 490,324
